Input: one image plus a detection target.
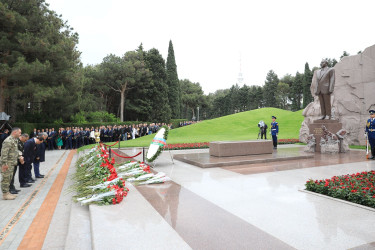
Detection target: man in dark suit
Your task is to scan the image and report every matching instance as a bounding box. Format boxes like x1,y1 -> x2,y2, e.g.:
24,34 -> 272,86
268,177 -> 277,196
33,133 -> 47,178
23,135 -> 44,183
66,127 -> 73,150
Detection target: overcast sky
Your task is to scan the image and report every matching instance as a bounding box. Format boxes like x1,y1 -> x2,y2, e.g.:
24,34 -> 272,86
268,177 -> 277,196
47,0 -> 375,94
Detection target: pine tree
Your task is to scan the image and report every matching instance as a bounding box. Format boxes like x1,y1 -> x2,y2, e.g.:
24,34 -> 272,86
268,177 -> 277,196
166,40 -> 180,118
0,0 -> 80,121
302,63 -> 313,108
263,70 -> 279,107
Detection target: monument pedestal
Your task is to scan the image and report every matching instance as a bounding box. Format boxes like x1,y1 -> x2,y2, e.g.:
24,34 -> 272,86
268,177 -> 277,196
308,120 -> 342,152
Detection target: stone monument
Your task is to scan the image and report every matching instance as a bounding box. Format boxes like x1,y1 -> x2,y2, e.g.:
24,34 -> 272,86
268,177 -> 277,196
300,44 -> 375,146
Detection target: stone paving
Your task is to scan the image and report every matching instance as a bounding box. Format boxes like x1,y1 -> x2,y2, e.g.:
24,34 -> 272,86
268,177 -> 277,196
0,145 -> 375,249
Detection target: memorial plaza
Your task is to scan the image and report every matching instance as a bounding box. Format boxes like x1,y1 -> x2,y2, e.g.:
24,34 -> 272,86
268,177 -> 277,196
0,145 -> 374,249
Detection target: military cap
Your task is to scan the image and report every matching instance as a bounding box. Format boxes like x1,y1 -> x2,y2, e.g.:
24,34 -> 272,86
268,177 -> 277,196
272,116 -> 276,119
370,110 -> 375,115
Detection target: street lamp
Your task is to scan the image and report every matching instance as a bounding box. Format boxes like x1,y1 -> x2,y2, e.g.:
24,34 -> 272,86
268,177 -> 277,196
197,106 -> 199,121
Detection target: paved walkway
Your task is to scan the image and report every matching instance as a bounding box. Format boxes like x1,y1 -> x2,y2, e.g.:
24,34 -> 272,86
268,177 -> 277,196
0,145 -> 374,249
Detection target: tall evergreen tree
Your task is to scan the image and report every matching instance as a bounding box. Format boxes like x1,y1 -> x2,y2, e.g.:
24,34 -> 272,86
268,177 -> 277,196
166,40 -> 180,118
302,63 -> 313,108
144,48 -> 171,122
263,70 -> 279,107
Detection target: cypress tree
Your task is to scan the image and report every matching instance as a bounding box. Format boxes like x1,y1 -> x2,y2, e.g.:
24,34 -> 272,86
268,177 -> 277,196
302,63 -> 313,108
291,72 -> 303,111
166,40 -> 180,118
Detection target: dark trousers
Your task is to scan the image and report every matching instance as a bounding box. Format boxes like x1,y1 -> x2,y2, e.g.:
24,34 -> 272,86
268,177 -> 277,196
66,138 -> 72,149
369,138 -> 375,156
48,139 -> 53,150
272,134 -> 277,148
318,94 -> 331,117
9,165 -> 17,190
261,131 -> 267,139
18,163 -> 28,184
33,161 -> 40,177
25,162 -> 33,180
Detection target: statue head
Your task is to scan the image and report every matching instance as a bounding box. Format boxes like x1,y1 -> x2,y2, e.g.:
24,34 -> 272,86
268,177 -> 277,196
320,59 -> 328,68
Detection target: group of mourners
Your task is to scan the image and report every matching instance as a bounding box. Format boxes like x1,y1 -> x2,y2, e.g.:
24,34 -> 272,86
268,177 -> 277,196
0,122 -> 175,200
26,123 -> 173,150
0,127 -> 47,200
179,120 -> 197,127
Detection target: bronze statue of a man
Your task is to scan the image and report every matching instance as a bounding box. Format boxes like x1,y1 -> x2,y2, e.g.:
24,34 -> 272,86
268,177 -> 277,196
313,59 -> 335,119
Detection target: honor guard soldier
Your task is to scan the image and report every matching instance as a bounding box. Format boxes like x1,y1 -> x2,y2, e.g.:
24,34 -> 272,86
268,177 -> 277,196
271,116 -> 279,149
366,110 -> 375,159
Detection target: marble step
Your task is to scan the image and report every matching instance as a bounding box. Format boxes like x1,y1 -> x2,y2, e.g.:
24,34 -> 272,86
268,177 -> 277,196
89,184 -> 191,250
64,201 -> 92,250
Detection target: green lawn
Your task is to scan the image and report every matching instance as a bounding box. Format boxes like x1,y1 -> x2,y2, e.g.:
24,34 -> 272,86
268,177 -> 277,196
112,107 -> 304,148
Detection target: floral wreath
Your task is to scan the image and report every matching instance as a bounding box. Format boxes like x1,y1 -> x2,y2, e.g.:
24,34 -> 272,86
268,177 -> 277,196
146,125 -> 169,162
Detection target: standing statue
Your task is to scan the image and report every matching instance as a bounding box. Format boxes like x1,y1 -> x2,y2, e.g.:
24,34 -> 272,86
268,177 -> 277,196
313,59 -> 335,120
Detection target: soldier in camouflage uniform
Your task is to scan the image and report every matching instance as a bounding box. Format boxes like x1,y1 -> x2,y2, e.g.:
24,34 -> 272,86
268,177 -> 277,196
9,133 -> 29,194
0,128 -> 24,200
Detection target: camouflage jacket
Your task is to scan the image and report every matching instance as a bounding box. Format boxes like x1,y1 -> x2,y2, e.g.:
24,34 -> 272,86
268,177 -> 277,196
0,136 -> 22,166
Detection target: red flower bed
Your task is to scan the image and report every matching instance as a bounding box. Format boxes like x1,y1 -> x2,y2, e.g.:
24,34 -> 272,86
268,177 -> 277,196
306,171 -> 375,208
278,138 -> 299,144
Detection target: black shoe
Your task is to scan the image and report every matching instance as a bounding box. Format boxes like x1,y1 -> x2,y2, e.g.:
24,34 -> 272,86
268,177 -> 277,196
36,175 -> 44,178
27,179 -> 35,183
369,156 -> 375,159
9,190 -> 18,194
11,188 -> 21,192
20,183 -> 32,188
39,174 -> 45,177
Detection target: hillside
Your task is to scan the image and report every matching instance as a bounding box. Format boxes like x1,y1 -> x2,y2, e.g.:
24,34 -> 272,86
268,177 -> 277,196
119,108 -> 304,147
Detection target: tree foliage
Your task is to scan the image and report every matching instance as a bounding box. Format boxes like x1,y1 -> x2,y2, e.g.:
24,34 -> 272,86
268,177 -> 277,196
0,0 -> 80,121
166,40 -> 180,118
302,63 -> 313,108
144,48 -> 171,122
263,70 -> 279,107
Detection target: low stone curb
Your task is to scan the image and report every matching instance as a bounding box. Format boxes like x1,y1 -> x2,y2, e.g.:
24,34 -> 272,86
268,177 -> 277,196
299,189 -> 375,213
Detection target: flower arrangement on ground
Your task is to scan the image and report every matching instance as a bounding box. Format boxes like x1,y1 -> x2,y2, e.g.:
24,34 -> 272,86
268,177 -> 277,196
72,145 -> 171,206
305,171 -> 375,208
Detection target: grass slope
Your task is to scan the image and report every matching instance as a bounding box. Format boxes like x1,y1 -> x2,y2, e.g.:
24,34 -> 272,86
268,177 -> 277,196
118,108 -> 304,148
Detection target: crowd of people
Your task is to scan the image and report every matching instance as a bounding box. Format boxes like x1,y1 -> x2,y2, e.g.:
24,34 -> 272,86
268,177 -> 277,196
179,121 -> 197,127
0,127 -> 47,200
27,123 -> 173,150
0,123 -> 176,200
